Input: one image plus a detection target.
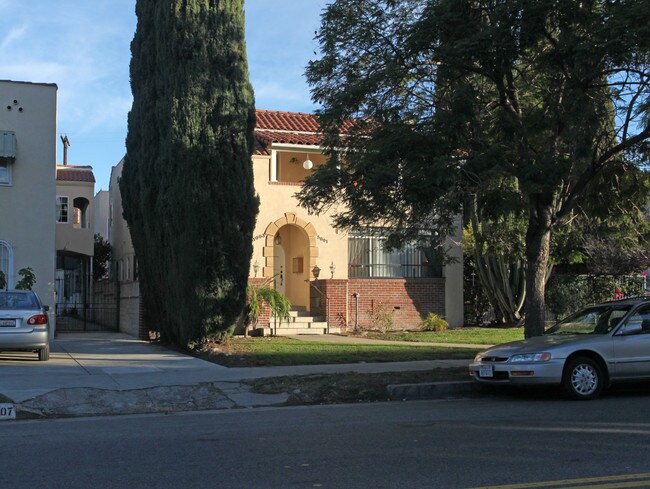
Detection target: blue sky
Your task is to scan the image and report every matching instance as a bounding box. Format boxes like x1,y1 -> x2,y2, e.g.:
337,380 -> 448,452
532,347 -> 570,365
1,0 -> 329,190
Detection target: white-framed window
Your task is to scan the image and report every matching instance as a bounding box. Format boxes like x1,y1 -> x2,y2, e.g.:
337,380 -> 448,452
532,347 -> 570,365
0,159 -> 11,185
0,240 -> 14,287
56,196 -> 69,223
348,228 -> 442,278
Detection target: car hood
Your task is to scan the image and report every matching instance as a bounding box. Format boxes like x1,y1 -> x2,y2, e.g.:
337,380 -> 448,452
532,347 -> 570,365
479,334 -> 596,357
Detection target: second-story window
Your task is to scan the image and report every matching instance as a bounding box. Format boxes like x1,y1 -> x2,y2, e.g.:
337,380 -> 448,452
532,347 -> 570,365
56,196 -> 69,223
73,197 -> 89,229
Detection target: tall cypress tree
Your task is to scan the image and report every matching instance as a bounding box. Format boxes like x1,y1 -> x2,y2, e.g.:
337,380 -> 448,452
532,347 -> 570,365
121,0 -> 258,347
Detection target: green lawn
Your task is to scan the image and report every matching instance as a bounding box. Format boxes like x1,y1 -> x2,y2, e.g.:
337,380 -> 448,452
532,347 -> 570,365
372,327 -> 524,345
195,327 -> 523,368
198,337 -> 481,367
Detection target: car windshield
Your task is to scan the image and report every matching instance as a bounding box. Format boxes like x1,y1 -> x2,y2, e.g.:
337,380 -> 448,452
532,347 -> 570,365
546,305 -> 633,335
0,292 -> 38,310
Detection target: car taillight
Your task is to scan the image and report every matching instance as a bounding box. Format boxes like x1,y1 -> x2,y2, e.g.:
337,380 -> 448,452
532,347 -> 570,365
27,314 -> 49,325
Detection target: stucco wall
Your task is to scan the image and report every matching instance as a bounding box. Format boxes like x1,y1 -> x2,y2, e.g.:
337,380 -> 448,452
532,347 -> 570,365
118,280 -> 141,337
109,159 -> 136,279
94,190 -> 109,240
55,179 -> 95,256
252,151 -> 349,317
0,81 -> 57,315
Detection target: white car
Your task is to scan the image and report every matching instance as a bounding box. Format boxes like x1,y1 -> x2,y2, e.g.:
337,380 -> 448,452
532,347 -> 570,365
0,289 -> 50,361
469,297 -> 650,399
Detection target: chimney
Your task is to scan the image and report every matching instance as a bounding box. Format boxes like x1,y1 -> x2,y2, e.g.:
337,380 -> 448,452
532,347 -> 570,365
60,135 -> 70,166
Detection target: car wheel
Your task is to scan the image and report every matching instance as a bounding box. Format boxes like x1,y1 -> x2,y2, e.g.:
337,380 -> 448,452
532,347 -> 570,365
38,344 -> 50,362
563,356 -> 603,400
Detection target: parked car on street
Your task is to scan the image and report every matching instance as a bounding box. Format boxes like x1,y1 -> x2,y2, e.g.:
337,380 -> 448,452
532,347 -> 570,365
470,297 -> 650,399
0,289 -> 50,361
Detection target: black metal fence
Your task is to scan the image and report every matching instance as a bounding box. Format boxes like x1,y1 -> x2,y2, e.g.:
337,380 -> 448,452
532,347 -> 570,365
56,280 -> 119,332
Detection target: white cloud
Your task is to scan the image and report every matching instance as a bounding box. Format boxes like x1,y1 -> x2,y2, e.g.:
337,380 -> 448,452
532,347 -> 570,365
0,25 -> 27,50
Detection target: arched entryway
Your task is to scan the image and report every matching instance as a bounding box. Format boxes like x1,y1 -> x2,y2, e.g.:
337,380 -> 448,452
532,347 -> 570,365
263,214 -> 319,312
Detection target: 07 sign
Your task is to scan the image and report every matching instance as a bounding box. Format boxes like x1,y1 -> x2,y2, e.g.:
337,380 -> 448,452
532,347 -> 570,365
0,403 -> 16,420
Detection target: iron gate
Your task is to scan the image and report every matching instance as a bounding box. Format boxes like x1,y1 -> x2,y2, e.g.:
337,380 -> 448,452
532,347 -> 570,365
56,279 -> 119,332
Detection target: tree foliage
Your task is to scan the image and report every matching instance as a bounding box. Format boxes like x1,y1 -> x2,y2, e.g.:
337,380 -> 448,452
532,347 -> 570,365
299,0 -> 650,337
244,277 -> 291,337
15,268 -> 36,290
92,234 -> 112,281
121,0 -> 259,347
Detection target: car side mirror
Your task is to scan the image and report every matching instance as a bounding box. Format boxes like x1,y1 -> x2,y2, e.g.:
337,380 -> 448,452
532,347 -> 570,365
43,305 -> 50,312
617,321 -> 643,336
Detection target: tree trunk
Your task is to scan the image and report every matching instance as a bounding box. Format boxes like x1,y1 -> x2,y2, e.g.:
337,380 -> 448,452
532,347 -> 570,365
524,196 -> 553,338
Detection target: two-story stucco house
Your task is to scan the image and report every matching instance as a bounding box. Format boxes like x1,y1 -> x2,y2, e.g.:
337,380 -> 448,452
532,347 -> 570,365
108,109 -> 463,338
0,80 -> 57,317
250,110 -> 463,333
55,160 -> 95,313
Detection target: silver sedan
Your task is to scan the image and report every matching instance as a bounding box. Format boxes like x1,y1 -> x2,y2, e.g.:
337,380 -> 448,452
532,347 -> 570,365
469,297 -> 650,399
0,289 -> 50,361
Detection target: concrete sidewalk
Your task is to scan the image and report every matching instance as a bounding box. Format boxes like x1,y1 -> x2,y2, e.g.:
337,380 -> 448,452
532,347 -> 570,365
0,332 -> 476,418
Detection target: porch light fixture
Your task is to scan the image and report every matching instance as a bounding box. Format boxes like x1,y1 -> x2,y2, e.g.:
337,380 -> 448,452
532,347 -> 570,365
329,261 -> 336,279
312,265 -> 321,280
253,260 -> 260,278
303,154 -> 313,170
274,233 -> 282,245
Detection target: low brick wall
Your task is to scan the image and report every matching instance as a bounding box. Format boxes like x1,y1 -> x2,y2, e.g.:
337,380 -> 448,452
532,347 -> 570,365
250,277 -> 446,333
346,278 -> 445,331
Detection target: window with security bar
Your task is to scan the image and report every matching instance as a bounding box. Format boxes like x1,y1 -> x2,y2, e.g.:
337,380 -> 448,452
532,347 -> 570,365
348,229 -> 442,278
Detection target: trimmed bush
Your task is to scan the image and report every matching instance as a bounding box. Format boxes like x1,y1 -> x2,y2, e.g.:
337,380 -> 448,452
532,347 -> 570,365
421,313 -> 449,332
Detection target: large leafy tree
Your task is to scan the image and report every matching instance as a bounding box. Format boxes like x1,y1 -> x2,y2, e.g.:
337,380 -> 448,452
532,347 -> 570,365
298,0 -> 650,337
121,0 -> 259,347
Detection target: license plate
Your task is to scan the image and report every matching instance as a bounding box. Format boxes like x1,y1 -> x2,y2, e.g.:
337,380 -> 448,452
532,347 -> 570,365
0,319 -> 16,327
479,365 -> 494,378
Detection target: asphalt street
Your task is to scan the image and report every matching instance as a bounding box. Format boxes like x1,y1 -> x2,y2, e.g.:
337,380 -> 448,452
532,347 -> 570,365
3,394 -> 650,489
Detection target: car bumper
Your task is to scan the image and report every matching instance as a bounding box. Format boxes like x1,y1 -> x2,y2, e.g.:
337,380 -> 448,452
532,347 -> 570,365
469,360 -> 565,385
0,328 -> 49,351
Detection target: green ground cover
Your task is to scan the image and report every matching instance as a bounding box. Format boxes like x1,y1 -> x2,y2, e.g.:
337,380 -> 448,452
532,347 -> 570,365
196,337 -> 480,367
194,327 -> 524,368
371,327 -> 524,345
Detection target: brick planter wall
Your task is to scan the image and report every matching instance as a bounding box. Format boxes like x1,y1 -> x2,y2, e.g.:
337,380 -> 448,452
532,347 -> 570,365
251,277 -> 445,334
347,278 -> 445,331
310,279 -> 348,330
248,277 -> 271,330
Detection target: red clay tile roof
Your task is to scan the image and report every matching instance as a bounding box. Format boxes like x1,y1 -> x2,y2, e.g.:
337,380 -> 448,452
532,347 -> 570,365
256,110 -> 322,132
254,110 -> 357,156
56,165 -> 95,183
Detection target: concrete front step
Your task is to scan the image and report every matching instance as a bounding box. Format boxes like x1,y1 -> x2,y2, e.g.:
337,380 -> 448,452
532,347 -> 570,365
266,310 -> 337,336
263,322 -> 341,336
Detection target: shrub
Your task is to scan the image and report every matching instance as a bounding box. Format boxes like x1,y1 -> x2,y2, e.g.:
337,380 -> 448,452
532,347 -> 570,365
15,268 -> 36,290
421,313 -> 449,332
546,274 -> 647,321
368,303 -> 394,333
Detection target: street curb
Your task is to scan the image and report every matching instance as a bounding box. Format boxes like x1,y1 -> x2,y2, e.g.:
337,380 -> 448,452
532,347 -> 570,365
387,381 -> 484,400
